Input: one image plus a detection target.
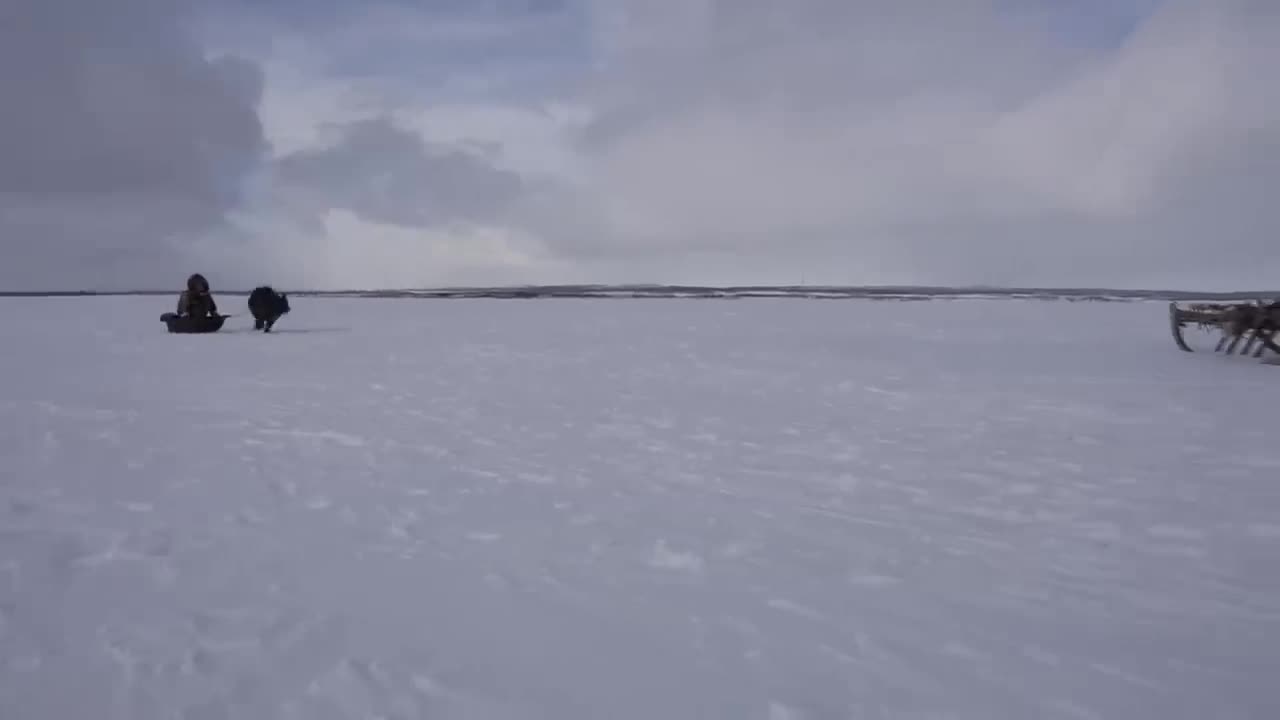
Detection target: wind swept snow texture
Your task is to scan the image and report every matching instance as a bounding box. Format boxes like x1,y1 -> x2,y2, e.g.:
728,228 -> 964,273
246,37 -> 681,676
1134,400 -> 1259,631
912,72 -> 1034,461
1,296 -> 1278,719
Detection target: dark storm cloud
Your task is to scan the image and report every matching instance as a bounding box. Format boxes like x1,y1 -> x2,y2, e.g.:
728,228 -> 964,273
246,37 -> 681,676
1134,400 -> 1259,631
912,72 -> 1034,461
272,116 -> 525,228
0,0 -> 266,290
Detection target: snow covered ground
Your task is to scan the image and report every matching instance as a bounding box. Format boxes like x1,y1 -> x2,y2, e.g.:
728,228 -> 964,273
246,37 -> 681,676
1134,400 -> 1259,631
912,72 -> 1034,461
1,295 -> 1278,719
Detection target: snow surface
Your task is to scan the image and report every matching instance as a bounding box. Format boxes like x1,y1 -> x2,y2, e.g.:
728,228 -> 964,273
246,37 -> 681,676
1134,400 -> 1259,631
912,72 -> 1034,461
1,296 -> 1278,719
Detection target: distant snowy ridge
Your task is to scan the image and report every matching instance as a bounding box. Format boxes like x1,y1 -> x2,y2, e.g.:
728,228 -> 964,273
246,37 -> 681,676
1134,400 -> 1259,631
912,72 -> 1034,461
2,285 -> 1277,301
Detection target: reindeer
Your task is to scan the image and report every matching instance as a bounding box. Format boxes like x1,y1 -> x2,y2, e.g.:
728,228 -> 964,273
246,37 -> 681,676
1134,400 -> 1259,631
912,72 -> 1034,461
1215,301 -> 1280,356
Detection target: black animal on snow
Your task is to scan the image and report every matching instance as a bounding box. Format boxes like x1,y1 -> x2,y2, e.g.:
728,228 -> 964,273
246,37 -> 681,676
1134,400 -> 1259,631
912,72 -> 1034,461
247,286 -> 290,332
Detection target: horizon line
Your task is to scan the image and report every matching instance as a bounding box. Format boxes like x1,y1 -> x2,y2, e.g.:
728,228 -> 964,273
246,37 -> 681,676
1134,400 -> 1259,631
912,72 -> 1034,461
1,283 -> 1277,299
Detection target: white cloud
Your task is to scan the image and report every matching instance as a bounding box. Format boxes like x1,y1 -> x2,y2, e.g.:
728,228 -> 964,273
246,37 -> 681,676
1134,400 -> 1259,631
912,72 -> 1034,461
219,205 -> 567,289
530,0 -> 1280,288
235,0 -> 1280,289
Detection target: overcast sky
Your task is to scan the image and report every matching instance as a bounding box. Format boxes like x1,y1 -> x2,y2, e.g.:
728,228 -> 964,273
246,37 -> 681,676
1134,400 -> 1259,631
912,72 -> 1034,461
2,0 -> 1278,290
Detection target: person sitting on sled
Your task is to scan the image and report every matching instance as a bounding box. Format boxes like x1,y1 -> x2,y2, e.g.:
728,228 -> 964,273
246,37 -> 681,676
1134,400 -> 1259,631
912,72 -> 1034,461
176,273 -> 219,318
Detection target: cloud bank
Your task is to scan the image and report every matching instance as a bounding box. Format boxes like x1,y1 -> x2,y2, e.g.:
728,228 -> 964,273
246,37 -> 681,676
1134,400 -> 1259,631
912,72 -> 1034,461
3,0 -> 1279,290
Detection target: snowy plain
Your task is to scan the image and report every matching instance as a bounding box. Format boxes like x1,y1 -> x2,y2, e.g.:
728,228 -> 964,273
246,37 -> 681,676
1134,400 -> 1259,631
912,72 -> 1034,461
1,295 -> 1278,719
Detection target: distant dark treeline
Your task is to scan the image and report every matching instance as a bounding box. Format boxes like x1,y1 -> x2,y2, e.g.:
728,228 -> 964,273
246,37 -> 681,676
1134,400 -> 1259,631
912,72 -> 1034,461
1,285 -> 1277,301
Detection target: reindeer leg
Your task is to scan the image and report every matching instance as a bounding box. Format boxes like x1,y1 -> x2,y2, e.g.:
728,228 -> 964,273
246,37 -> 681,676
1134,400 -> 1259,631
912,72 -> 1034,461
1226,331 -> 1246,355
1255,328 -> 1278,358
1241,329 -> 1259,356
1262,334 -> 1280,356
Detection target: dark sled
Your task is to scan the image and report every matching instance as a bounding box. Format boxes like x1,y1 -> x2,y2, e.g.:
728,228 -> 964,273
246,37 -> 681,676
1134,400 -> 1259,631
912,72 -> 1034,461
1168,302 -> 1193,352
160,312 -> 228,334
